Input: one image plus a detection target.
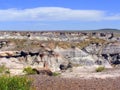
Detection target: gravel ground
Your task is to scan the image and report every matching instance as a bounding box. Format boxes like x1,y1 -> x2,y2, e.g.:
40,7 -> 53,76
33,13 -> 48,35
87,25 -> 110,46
29,67 -> 120,90
31,75 -> 120,90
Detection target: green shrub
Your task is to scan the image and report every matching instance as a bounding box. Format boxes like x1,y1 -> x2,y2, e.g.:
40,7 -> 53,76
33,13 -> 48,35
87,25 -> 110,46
23,67 -> 36,75
0,76 -> 33,90
52,72 -> 61,76
0,65 -> 6,73
96,66 -> 105,72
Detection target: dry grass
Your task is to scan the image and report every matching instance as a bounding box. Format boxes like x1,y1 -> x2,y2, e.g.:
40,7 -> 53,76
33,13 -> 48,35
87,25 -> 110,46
76,37 -> 106,49
4,37 -> 106,51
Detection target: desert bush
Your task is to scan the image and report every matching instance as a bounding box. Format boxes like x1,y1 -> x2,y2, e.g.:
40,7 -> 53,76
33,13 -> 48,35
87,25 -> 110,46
23,67 -> 36,75
96,66 -> 105,72
0,76 -> 33,90
5,70 -> 10,74
52,72 -> 61,76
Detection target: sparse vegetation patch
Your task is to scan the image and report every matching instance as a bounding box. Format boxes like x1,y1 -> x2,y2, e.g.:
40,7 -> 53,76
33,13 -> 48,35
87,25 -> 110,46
96,66 -> 105,72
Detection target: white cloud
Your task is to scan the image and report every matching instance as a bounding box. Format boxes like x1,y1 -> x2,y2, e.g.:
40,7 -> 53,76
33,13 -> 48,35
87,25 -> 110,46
104,14 -> 120,20
0,7 -> 119,21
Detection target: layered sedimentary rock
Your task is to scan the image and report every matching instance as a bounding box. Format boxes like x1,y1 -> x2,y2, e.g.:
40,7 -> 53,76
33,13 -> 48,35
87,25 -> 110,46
0,31 -> 119,75
102,42 -> 120,65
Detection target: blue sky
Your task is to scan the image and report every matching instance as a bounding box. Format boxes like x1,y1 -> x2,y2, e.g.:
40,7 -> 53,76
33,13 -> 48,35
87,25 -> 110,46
0,0 -> 120,31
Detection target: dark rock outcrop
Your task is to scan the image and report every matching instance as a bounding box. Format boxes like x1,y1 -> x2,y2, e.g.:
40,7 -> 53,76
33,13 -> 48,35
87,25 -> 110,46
32,68 -> 53,76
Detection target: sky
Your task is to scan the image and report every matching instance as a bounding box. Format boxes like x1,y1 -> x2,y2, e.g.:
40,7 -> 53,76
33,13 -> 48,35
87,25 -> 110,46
0,0 -> 120,31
